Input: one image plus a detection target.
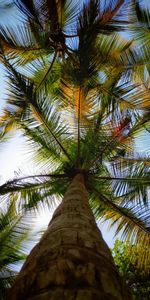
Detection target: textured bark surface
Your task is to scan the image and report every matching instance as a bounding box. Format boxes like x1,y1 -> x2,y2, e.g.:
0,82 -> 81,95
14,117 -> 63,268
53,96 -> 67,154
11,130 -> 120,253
9,174 -> 132,300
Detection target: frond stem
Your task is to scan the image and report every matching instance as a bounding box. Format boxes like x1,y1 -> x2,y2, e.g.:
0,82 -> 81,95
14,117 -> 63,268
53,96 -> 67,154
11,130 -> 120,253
93,176 -> 150,183
30,103 -> 72,161
77,87 -> 81,166
0,174 -> 67,195
37,51 -> 57,90
101,86 -> 136,110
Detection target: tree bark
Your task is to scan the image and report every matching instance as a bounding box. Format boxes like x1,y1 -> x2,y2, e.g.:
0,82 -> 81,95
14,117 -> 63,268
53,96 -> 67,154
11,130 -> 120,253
9,174 -> 132,300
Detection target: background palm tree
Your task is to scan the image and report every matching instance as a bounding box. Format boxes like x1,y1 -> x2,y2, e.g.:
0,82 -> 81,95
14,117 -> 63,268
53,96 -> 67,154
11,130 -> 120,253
0,0 -> 149,299
112,239 -> 150,300
0,199 -> 33,300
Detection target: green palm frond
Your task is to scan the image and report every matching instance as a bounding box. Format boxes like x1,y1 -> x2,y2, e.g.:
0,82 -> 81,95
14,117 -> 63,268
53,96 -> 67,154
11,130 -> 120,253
132,0 -> 150,45
90,186 -> 150,269
14,0 -> 41,26
0,24 -> 48,66
109,157 -> 149,206
15,0 -> 70,29
28,56 -> 62,95
12,0 -> 79,69
0,200 -> 36,298
0,173 -> 67,210
130,0 -> 150,89
78,0 -> 127,39
0,59 -> 71,161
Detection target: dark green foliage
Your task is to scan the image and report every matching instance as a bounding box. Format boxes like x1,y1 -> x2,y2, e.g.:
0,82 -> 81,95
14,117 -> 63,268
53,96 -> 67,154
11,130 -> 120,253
112,240 -> 150,300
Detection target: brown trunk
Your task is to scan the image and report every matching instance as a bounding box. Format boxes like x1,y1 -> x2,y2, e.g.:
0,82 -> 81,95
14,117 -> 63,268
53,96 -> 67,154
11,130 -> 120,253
9,174 -> 132,300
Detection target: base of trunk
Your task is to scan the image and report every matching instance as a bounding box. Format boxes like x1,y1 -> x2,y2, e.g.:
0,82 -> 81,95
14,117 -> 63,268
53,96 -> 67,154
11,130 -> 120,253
20,245 -> 130,300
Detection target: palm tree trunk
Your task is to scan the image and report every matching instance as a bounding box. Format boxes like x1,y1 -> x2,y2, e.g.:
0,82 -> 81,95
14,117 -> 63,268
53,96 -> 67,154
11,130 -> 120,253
9,174 -> 132,300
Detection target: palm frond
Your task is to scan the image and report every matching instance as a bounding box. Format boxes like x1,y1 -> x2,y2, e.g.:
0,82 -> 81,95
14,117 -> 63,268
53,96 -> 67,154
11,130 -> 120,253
0,24 -> 46,66
130,0 -> 150,49
0,58 -> 71,161
91,186 -> 150,258
14,0 -> 41,26
0,200 -> 36,297
0,173 -> 67,210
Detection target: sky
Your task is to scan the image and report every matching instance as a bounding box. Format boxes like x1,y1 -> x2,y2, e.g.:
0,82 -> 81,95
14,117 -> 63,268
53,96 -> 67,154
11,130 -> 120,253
0,0 -> 150,250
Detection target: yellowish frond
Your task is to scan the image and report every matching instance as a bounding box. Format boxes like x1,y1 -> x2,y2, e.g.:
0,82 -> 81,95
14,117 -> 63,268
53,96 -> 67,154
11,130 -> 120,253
4,121 -> 14,133
61,83 -> 92,119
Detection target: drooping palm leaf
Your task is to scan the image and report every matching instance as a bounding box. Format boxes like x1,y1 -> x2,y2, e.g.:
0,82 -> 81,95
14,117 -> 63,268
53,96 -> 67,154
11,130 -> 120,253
0,200 -> 36,299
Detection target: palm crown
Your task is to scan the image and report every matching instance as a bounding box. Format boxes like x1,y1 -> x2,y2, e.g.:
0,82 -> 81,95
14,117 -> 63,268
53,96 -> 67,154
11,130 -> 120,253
0,0 -> 150,275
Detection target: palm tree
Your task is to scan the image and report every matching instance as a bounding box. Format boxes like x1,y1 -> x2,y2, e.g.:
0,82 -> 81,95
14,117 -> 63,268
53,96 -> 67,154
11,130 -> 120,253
0,57 -> 148,299
0,0 -> 149,299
